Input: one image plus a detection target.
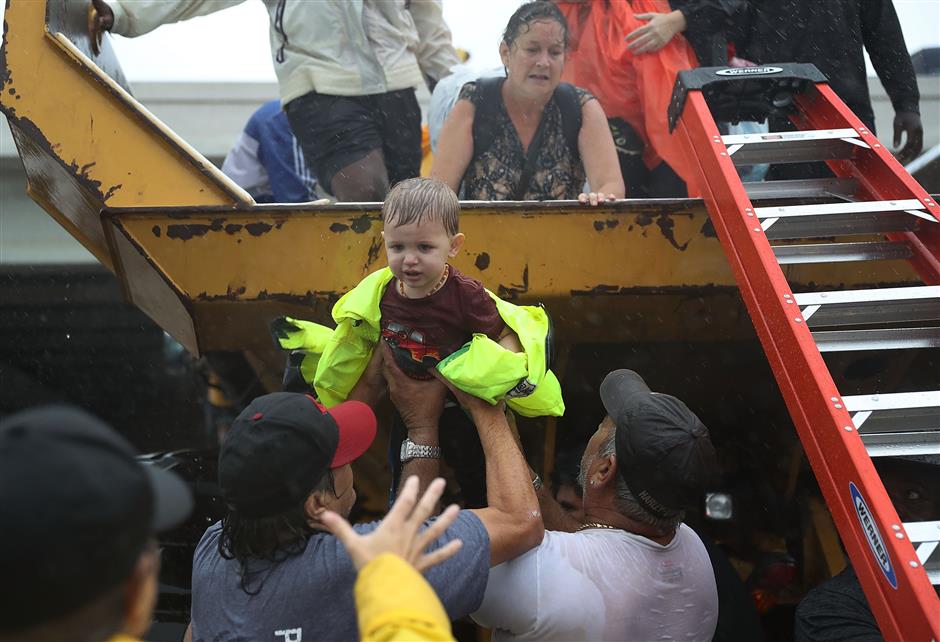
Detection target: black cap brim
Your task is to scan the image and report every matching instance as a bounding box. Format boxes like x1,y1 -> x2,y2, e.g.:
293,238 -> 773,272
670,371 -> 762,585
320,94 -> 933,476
142,464 -> 194,532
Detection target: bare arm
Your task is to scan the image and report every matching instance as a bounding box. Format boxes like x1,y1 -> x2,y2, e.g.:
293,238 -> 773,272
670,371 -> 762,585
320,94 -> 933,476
433,377 -> 544,566
430,99 -> 475,194
578,99 -> 625,201
347,345 -> 387,409
382,343 -> 446,497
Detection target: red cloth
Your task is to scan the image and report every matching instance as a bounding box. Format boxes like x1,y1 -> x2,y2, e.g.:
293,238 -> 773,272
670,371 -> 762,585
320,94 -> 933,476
558,0 -> 700,195
379,265 -> 504,360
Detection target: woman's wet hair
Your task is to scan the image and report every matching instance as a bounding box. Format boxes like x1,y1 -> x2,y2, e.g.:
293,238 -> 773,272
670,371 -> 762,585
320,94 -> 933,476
502,1 -> 569,50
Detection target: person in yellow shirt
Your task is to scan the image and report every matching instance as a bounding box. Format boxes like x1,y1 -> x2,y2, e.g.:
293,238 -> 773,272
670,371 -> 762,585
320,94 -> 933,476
321,475 -> 464,642
0,406 -> 193,642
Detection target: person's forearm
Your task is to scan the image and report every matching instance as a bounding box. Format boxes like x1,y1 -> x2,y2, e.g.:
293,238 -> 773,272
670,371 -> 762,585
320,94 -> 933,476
474,409 -> 541,530
861,0 -> 920,114
536,487 -> 582,533
108,0 -> 240,38
399,427 -> 441,497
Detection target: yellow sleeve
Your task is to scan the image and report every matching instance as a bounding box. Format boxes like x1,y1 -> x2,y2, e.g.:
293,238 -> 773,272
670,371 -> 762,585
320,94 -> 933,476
355,554 -> 455,642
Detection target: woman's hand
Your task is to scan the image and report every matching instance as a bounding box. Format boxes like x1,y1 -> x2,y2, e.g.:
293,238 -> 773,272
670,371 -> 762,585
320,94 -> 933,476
321,475 -> 462,572
625,11 -> 687,55
578,192 -> 618,207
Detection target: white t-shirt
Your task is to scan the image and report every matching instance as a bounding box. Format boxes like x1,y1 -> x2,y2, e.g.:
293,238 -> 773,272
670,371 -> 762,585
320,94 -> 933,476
473,525 -> 719,642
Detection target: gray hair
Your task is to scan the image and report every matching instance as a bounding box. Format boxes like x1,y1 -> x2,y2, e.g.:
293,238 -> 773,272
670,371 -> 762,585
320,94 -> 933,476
592,430 -> 683,536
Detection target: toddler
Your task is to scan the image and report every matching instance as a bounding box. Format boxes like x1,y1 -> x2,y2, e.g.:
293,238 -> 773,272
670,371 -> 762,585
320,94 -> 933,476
380,178 -> 520,379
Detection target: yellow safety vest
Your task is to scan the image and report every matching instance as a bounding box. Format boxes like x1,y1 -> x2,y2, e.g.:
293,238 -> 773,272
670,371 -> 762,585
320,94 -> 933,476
274,268 -> 564,417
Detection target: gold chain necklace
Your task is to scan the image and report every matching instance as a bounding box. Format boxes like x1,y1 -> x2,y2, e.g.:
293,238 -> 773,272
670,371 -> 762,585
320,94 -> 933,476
398,264 -> 449,298
577,522 -> 618,532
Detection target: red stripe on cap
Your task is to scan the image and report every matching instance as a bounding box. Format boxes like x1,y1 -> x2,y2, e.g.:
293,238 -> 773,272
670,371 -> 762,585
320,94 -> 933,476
327,400 -> 377,468
304,394 -> 327,413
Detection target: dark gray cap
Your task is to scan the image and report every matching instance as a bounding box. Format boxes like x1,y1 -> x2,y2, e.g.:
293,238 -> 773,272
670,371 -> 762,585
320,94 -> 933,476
600,370 -> 718,519
0,406 -> 193,631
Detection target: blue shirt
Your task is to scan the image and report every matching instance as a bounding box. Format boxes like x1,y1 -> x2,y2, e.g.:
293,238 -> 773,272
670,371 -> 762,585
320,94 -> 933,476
190,510 -> 490,641
221,100 -> 317,203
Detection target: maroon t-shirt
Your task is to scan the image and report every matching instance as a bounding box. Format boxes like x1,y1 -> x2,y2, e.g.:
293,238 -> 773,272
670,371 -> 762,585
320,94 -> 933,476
380,265 -> 505,378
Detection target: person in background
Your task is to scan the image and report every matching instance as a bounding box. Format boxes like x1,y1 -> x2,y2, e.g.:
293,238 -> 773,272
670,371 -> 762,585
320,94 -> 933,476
555,1 -> 702,197
472,369 -> 719,641
0,406 -> 193,642
625,1 -> 744,67
221,100 -> 317,203
736,0 -> 923,175
432,1 -> 624,205
794,456 -> 940,641
322,475 -> 461,642
551,444 -> 586,521
90,0 -> 459,201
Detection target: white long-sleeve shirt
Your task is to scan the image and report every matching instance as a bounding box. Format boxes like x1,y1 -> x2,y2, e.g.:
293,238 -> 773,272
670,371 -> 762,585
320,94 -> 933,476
108,0 -> 459,104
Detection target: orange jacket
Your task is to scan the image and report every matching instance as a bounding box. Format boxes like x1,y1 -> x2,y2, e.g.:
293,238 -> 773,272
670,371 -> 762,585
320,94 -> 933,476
558,1 -> 700,194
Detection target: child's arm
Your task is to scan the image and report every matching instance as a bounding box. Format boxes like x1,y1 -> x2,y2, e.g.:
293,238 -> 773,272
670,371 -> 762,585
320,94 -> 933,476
497,325 -> 522,353
463,283 -> 521,352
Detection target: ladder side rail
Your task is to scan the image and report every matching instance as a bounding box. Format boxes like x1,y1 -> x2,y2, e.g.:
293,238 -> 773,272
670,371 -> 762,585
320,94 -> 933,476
791,85 -> 940,283
676,90 -> 940,642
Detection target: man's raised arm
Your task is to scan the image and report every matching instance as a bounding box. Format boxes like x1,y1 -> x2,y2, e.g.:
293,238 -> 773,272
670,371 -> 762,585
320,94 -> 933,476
436,379 -> 544,566
383,344 -> 446,497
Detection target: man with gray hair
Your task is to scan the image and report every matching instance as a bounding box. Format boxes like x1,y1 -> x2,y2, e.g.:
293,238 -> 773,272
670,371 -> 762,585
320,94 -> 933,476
472,369 -> 720,641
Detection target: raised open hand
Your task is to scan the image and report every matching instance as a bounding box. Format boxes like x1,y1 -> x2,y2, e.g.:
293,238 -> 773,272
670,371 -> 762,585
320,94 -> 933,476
320,476 -> 462,572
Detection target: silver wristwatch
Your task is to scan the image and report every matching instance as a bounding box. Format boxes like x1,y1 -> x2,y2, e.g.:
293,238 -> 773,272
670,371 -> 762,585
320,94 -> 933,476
399,438 -> 442,463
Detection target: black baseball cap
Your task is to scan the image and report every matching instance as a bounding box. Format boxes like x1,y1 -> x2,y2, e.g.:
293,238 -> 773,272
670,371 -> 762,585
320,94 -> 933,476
0,405 -> 193,631
219,393 -> 377,518
600,370 -> 718,519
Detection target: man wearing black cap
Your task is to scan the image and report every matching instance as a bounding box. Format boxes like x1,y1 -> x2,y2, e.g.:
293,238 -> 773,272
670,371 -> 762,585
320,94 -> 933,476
188,385 -> 540,641
472,369 -> 720,641
0,406 -> 193,642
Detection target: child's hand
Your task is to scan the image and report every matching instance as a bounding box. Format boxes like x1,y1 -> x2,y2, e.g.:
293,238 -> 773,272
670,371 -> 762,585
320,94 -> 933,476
380,342 -> 447,431
320,475 -> 462,572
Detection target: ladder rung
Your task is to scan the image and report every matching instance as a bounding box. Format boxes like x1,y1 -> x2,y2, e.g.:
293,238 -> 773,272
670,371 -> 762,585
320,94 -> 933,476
745,177 -> 859,200
754,199 -> 937,239
773,241 -> 913,265
904,521 -> 940,585
723,129 -> 866,166
862,430 -> 940,457
756,199 -> 929,217
813,327 -> 940,352
794,286 -> 940,327
845,390 -> 940,435
754,199 -> 934,240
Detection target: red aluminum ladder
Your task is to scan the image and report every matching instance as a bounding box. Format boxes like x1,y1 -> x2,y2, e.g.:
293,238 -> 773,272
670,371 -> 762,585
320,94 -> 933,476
668,64 -> 940,640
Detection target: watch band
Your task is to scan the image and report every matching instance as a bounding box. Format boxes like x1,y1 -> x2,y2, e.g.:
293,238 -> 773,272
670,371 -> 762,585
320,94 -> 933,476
400,438 -> 442,463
